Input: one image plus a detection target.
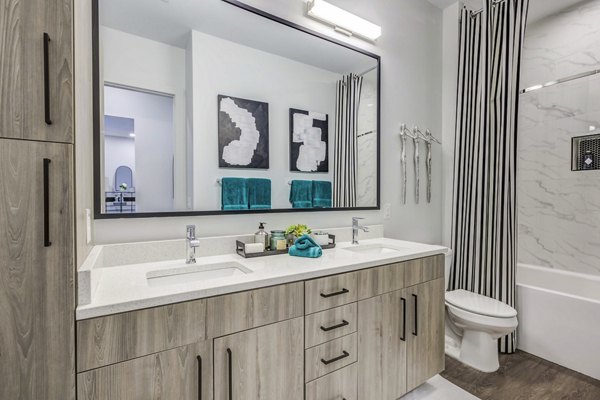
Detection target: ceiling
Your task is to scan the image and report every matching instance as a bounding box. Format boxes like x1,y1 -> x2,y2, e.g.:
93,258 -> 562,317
427,0 -> 588,22
100,0 -> 377,75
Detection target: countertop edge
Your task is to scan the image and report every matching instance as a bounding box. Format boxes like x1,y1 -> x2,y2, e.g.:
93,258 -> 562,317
76,247 -> 447,320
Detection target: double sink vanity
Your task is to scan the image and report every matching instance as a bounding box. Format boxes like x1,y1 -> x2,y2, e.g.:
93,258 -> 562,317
76,227 -> 447,400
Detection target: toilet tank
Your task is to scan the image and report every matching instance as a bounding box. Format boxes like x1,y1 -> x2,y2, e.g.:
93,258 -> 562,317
444,249 -> 454,290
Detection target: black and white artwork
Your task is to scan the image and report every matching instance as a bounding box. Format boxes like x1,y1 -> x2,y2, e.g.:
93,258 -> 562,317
289,108 -> 329,172
218,95 -> 269,169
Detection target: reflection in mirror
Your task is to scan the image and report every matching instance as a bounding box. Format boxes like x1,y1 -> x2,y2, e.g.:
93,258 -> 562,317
96,0 -> 379,216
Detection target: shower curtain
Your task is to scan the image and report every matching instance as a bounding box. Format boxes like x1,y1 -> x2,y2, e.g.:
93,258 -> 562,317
333,74 -> 363,208
450,0 -> 529,353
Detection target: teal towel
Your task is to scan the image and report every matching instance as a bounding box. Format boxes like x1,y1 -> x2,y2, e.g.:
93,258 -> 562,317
290,180 -> 313,208
221,178 -> 248,211
312,181 -> 332,208
248,178 -> 271,210
289,234 -> 323,258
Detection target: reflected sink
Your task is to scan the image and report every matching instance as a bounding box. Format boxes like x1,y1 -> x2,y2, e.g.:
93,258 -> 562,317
147,261 -> 252,287
343,243 -> 405,255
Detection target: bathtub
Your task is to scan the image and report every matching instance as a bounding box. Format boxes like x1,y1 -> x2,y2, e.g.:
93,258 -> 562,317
516,264 -> 600,380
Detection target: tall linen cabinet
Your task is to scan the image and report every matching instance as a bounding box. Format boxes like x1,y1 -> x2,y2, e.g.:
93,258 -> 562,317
0,0 -> 75,398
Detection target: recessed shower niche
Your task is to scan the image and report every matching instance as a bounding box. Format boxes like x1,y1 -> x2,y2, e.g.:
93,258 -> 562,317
572,134 -> 600,171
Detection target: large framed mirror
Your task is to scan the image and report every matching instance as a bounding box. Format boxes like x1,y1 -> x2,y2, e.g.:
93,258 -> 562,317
93,0 -> 380,218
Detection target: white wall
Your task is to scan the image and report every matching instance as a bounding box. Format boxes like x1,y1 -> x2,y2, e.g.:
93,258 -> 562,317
442,3 -> 460,247
101,27 -> 188,210
189,30 -> 337,210
84,0 -> 444,246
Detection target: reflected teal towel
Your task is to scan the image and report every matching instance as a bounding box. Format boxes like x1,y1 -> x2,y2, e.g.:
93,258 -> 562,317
221,178 -> 248,210
248,178 -> 271,210
289,234 -> 323,258
312,181 -> 332,208
290,180 -> 313,208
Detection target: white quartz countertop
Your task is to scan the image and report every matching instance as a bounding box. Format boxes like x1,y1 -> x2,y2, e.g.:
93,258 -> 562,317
76,238 -> 447,320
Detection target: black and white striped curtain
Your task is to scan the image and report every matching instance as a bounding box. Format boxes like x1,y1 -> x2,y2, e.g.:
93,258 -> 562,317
333,74 -> 363,208
450,0 -> 529,354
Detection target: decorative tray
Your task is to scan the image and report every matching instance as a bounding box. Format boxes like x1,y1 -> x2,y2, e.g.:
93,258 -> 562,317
236,234 -> 336,258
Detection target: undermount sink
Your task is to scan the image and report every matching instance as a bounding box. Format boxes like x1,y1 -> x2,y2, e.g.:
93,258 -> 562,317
343,243 -> 405,255
146,261 -> 252,287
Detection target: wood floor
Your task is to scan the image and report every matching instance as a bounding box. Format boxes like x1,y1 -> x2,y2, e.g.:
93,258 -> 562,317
441,351 -> 600,400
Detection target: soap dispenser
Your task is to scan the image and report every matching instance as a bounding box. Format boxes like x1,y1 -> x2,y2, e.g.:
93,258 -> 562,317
255,222 -> 269,250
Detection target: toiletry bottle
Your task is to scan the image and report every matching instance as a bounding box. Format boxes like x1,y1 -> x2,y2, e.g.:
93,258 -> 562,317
255,222 -> 269,250
583,150 -> 594,170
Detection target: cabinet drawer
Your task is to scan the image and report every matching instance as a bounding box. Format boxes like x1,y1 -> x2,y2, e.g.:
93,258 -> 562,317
305,303 -> 357,348
207,282 -> 304,338
405,255 -> 444,287
77,299 -> 207,372
305,333 -> 358,382
305,272 -> 358,314
305,363 -> 357,400
357,262 -> 406,300
77,341 -> 212,400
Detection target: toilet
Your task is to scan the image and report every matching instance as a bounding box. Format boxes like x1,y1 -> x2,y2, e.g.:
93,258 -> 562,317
443,250 -> 518,373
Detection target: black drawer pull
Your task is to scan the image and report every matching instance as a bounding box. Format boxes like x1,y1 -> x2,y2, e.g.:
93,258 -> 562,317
43,33 -> 52,125
43,158 -> 51,247
321,350 -> 350,365
227,348 -> 232,400
320,288 -> 349,298
320,320 -> 349,332
412,294 -> 418,336
400,297 -> 407,342
197,355 -> 202,400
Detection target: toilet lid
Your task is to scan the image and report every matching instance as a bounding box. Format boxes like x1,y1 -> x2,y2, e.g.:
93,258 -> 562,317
445,290 -> 517,318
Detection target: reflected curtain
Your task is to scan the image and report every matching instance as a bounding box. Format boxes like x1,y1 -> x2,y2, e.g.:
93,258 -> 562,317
333,74 -> 363,208
450,0 -> 529,354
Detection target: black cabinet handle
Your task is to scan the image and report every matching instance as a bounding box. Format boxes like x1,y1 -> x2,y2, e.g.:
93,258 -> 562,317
321,350 -> 350,365
43,158 -> 51,247
320,320 -> 349,332
400,297 -> 407,342
412,294 -> 418,336
227,348 -> 232,400
197,355 -> 202,400
43,33 -> 52,125
320,288 -> 349,298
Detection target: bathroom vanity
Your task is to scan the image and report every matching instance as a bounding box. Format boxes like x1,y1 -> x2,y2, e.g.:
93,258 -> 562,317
76,238 -> 446,400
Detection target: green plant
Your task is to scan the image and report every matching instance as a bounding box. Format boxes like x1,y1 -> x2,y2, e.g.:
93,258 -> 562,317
285,224 -> 312,237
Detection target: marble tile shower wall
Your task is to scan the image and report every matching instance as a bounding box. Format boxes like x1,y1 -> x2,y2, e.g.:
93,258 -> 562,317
517,0 -> 600,276
521,0 -> 600,89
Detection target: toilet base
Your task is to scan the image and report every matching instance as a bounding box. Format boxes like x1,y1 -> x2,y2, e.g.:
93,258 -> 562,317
459,330 -> 500,373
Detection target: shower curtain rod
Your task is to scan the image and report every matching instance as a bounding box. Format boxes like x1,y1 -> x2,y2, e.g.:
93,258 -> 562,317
358,66 -> 377,77
520,68 -> 600,95
470,0 -> 506,17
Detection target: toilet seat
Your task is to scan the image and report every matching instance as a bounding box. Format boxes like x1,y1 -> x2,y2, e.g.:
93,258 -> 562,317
445,290 -> 517,319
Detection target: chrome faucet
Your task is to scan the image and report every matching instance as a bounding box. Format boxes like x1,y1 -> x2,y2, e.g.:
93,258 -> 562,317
186,225 -> 200,264
352,217 -> 369,245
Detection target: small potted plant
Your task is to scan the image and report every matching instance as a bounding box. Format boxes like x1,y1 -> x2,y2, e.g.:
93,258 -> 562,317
119,183 -> 128,192
285,224 -> 312,246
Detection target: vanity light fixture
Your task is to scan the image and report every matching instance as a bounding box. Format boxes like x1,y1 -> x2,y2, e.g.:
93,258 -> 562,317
306,0 -> 382,42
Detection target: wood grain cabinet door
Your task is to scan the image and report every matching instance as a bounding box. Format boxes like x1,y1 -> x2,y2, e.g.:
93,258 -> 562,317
0,0 -> 73,143
0,139 -> 74,400
214,318 -> 304,400
77,341 -> 212,400
357,289 -> 408,400
406,278 -> 445,392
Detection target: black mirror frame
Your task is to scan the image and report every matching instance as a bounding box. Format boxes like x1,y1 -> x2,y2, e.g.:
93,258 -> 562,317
92,0 -> 381,219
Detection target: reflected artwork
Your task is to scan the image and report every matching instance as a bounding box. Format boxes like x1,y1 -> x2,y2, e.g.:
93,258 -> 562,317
218,95 -> 269,169
289,108 -> 329,172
